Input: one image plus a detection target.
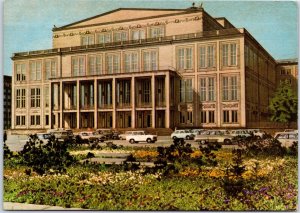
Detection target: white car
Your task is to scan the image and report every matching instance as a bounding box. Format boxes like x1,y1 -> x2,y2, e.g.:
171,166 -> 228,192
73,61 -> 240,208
119,131 -> 135,140
77,131 -> 105,143
194,130 -> 233,144
171,130 -> 194,140
125,131 -> 157,144
274,132 -> 298,147
246,129 -> 266,138
190,129 -> 204,136
230,130 -> 251,138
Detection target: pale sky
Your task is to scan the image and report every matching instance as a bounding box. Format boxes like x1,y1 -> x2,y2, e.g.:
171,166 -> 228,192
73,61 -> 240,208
3,0 -> 299,76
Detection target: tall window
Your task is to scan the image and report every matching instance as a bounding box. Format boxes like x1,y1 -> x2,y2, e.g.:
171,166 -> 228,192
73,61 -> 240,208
114,31 -> 128,42
222,43 -> 237,66
72,56 -> 85,76
223,110 -> 230,123
31,88 -> 41,108
81,35 -> 94,45
16,63 -> 26,82
149,26 -> 164,38
131,29 -> 146,40
44,86 -> 49,108
143,50 -> 157,71
222,76 -> 238,101
45,59 -> 56,79
177,47 -> 193,69
199,77 -> 215,102
180,79 -> 193,102
89,55 -> 103,75
97,33 -> 111,44
16,89 -> 26,108
124,52 -> 138,72
208,111 -> 215,123
30,115 -> 41,126
198,44 -> 215,69
30,61 -> 42,81
200,111 -> 215,124
106,54 -> 120,74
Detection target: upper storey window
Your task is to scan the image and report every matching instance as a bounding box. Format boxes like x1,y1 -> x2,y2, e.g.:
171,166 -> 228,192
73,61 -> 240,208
199,44 -> 216,69
30,60 -> 42,81
124,52 -> 138,73
81,35 -> 94,45
97,33 -> 111,44
176,47 -> 193,70
149,26 -> 164,38
221,43 -> 238,67
131,29 -> 146,40
114,31 -> 128,42
142,50 -> 158,71
72,56 -> 86,76
45,59 -> 56,80
106,53 -> 120,74
16,63 -> 26,82
88,54 -> 103,75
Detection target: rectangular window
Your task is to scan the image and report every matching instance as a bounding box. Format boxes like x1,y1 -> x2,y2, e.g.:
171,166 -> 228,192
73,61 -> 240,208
208,111 -> 215,123
180,79 -> 193,102
30,61 -> 42,81
16,115 -> 25,126
16,63 -> 26,82
97,33 -> 111,44
180,80 -> 185,102
231,76 -> 238,100
89,55 -> 103,75
124,52 -> 138,73
143,50 -> 157,71
150,27 -> 164,38
222,43 -> 238,66
187,112 -> 193,123
200,78 -> 206,101
45,115 -> 49,126
223,110 -> 230,123
177,47 -> 193,69
131,29 -> 146,40
232,110 -> 238,123
81,35 -> 94,45
199,44 -> 215,69
16,89 -> 26,108
106,54 -> 120,74
44,86 -> 49,108
208,77 -> 215,101
222,77 -> 229,101
200,111 -> 206,123
72,56 -> 85,76
114,31 -> 128,42
30,115 -> 40,126
31,88 -> 41,108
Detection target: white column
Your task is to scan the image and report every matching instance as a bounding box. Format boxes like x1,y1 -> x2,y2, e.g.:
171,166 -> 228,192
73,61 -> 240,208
59,81 -> 63,128
94,79 -> 98,129
165,73 -> 170,128
112,78 -> 116,129
151,74 -> 155,128
131,76 -> 135,128
76,80 -> 80,129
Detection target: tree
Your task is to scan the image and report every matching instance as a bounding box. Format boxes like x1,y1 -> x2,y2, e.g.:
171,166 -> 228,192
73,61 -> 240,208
269,80 -> 298,127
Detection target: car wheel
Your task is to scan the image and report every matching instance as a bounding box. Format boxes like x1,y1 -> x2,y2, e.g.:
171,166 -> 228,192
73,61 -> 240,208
172,136 -> 177,140
146,138 -> 152,143
129,139 -> 135,144
255,135 -> 261,140
186,135 -> 190,140
200,140 -> 206,145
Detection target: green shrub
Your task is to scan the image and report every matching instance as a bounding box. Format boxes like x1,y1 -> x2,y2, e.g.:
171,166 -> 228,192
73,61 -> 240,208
4,141 -> 13,159
19,134 -> 77,175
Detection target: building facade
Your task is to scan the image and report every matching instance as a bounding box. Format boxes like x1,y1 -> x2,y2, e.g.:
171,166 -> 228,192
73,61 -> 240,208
4,75 -> 12,130
11,6 -> 297,132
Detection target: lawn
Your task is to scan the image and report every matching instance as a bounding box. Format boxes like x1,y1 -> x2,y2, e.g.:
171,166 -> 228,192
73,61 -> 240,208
3,137 -> 298,210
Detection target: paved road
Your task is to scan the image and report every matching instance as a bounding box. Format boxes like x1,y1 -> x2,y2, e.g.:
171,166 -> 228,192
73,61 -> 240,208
5,134 -> 237,152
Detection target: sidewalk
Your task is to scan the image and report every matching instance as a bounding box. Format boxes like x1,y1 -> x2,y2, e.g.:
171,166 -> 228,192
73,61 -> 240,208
3,202 -> 83,210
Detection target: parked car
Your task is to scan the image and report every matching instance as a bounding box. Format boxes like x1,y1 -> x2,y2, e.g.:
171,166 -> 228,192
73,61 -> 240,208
125,131 -> 157,144
194,130 -> 234,144
47,129 -> 70,140
96,129 -> 113,139
77,131 -> 105,143
274,132 -> 298,147
283,129 -> 297,133
190,129 -> 204,136
246,129 -> 266,138
230,130 -> 251,138
119,131 -> 135,140
171,130 -> 194,140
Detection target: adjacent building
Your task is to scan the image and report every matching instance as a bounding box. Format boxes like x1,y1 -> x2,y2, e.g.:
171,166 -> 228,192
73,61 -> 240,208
11,5 -> 297,133
4,75 -> 12,130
